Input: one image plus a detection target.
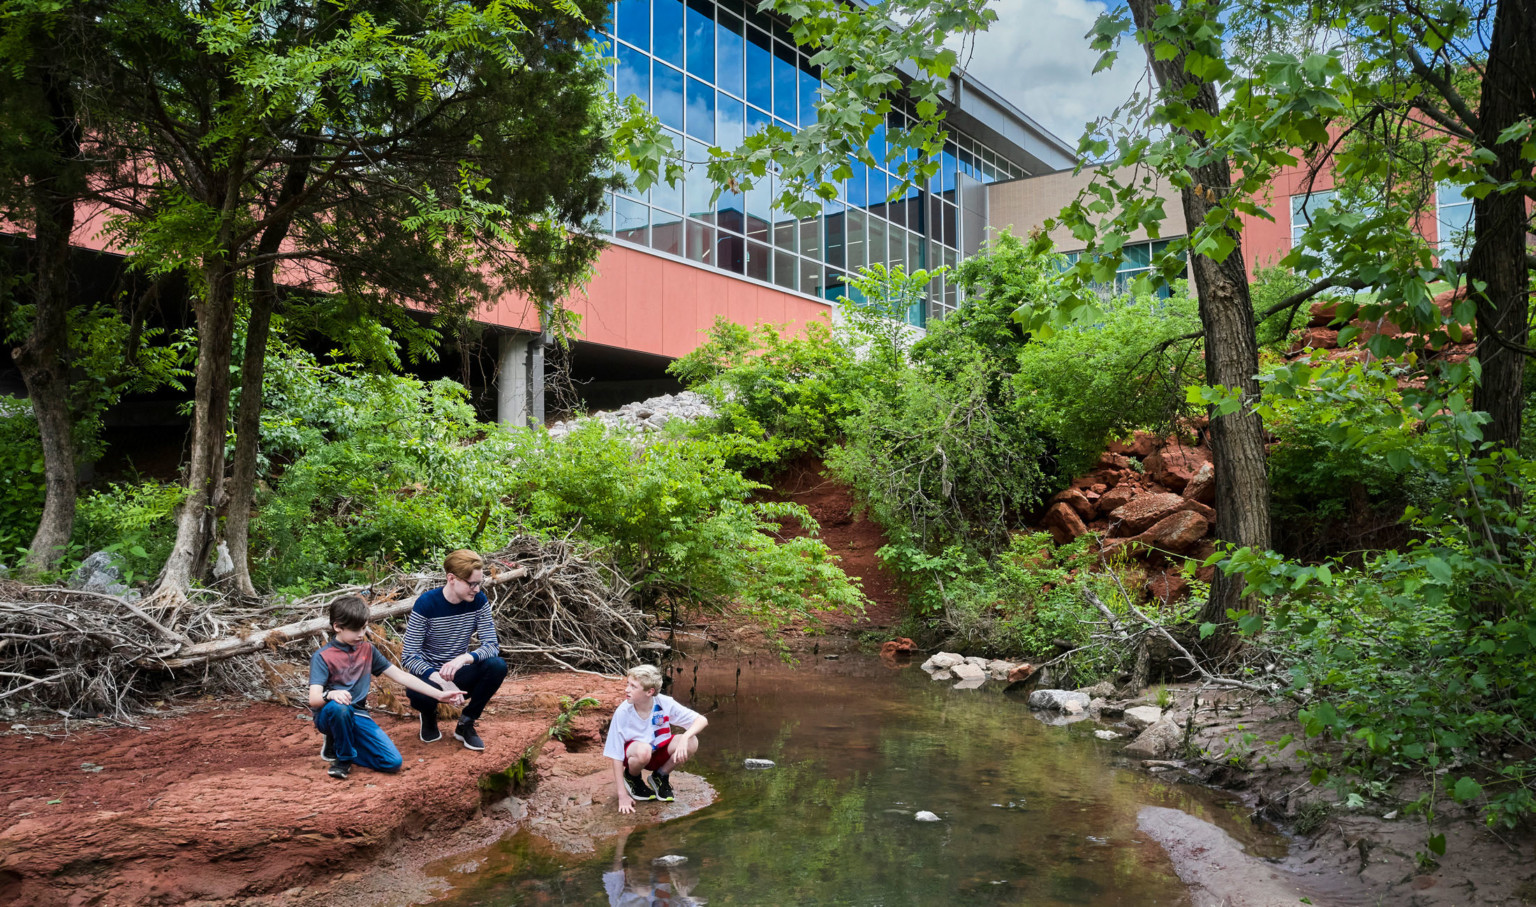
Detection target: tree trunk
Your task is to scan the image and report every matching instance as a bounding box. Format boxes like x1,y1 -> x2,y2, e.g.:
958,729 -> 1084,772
12,64 -> 83,574
1467,0 -> 1534,456
154,258 -> 237,604
1127,0 -> 1273,654
224,147 -> 313,597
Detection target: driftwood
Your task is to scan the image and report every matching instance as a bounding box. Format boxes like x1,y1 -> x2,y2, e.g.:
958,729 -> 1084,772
150,566 -> 527,670
0,536 -> 646,719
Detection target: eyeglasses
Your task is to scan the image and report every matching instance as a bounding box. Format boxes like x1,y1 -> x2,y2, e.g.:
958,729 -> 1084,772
457,576 -> 483,589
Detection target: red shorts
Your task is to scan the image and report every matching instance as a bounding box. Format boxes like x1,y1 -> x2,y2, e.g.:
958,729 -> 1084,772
626,738 -> 673,771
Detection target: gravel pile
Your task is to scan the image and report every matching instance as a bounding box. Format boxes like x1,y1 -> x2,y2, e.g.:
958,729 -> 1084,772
546,391 -> 716,439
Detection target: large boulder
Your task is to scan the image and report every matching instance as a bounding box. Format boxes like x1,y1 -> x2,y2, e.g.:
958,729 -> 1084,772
1144,443 -> 1211,492
1096,484 -> 1138,517
1109,493 -> 1187,536
951,662 -> 986,682
1027,689 -> 1092,712
922,652 -> 966,672
1134,510 -> 1210,553
1043,501 -> 1089,545
1182,462 -> 1216,505
69,551 -> 131,597
1125,716 -> 1183,758
1147,571 -> 1190,602
1124,706 -> 1163,730
1050,487 -> 1095,520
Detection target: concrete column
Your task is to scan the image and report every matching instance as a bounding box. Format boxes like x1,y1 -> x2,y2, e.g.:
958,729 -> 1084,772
496,332 -> 540,429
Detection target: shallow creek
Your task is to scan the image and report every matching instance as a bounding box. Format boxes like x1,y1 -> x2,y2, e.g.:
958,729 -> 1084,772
429,649 -> 1290,906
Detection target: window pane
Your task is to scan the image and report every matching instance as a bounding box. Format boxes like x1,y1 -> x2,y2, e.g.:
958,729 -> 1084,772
869,217 -> 887,268
825,205 -> 845,271
746,27 -> 772,113
799,257 -> 821,296
773,250 -> 797,290
848,158 -> 868,209
799,68 -> 819,125
653,0 -> 682,66
845,209 -> 866,272
747,103 -> 771,137
773,211 -> 797,253
869,121 -> 886,168
652,210 -> 683,255
745,176 -> 771,237
686,77 -> 715,142
614,196 -> 649,245
652,130 -> 683,212
718,94 -> 744,150
717,12 -> 744,98
718,232 -> 745,273
685,0 -> 713,81
799,212 -> 821,261
907,230 -> 923,272
686,219 -> 715,265
684,138 -> 712,216
717,206 -> 744,236
654,63 -> 685,131
940,202 -> 956,249
746,240 -> 770,282
618,43 -> 649,105
772,44 -> 797,124
616,0 -> 649,51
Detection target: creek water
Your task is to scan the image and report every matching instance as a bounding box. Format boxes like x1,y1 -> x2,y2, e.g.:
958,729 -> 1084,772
431,649 -> 1290,906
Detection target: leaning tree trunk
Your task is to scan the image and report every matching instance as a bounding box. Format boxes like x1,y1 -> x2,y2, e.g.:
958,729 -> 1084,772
1467,0 -> 1534,458
154,256 -> 237,605
1128,0 -> 1273,655
224,146 -> 313,597
13,66 -> 83,574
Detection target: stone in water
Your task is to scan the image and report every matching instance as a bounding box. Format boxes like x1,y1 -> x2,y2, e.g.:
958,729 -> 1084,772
744,758 -> 775,769
914,810 -> 941,822
651,855 -> 688,867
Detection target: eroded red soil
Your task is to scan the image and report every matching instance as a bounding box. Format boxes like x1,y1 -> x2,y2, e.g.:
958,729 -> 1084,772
0,674 -> 621,907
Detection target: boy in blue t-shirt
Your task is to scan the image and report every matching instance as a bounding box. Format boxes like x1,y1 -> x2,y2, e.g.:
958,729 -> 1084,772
309,595 -> 465,779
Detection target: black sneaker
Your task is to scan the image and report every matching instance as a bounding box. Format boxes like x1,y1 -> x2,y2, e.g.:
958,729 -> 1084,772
327,760 -> 352,780
624,769 -> 656,802
652,772 -> 675,802
420,709 -> 441,743
320,734 -> 336,762
454,720 -> 485,751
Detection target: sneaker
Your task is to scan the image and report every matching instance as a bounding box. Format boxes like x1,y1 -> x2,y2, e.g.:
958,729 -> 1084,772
420,709 -> 441,743
327,760 -> 352,780
320,734 -> 336,762
652,772 -> 675,802
454,720 -> 485,752
624,769 -> 656,802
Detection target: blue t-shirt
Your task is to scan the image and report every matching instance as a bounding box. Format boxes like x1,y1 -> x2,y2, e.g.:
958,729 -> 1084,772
308,638 -> 391,712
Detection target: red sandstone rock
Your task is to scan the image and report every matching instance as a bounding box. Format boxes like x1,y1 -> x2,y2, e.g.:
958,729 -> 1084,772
1007,663 -> 1036,683
1090,483 -> 1107,494
1043,501 -> 1089,545
1183,462 -> 1216,505
880,638 -> 916,658
1134,510 -> 1210,552
1096,451 -> 1132,470
1051,487 -> 1095,520
1144,443 -> 1211,492
1148,572 -> 1191,602
1178,498 -> 1217,524
1291,327 -> 1340,352
1097,485 -> 1138,516
1109,492 -> 1188,536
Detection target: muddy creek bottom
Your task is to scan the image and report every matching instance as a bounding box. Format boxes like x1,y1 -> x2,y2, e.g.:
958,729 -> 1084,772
430,650 -> 1288,906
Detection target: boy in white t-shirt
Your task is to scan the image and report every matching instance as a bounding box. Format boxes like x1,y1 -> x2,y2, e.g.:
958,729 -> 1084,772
605,664 -> 708,813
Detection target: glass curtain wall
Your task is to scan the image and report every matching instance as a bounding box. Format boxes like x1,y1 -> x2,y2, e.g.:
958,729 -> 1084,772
600,0 -> 1025,325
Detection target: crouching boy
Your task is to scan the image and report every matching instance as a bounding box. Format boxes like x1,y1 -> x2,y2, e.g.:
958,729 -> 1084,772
605,665 -> 708,813
310,595 -> 465,779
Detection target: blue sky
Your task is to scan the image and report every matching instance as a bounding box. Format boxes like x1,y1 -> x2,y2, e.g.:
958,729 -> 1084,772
955,0 -> 1143,148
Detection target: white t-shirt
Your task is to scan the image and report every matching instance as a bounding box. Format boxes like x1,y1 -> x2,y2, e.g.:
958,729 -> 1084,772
603,693 -> 703,761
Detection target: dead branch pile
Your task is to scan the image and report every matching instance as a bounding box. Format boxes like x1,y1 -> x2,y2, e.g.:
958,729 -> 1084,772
0,536 -> 646,720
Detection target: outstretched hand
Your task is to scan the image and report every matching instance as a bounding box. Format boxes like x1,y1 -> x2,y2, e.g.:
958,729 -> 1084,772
437,689 -> 467,707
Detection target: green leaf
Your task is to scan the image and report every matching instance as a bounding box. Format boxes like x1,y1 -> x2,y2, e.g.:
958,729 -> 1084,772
1198,621 -> 1217,639
1426,833 -> 1446,856
1425,557 -> 1454,585
1452,777 -> 1482,802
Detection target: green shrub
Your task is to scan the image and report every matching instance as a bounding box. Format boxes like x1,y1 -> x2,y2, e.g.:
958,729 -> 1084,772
0,410 -> 45,558
669,317 -> 857,470
72,481 -> 187,581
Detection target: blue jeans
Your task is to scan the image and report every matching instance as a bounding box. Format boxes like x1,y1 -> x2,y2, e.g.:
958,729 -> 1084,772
315,701 -> 403,772
407,656 -> 508,721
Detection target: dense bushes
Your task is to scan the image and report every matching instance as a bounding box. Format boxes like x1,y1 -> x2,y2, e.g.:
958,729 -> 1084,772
0,410 -> 45,557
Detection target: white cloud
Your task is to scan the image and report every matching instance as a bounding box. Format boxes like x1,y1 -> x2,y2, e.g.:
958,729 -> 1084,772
951,0 -> 1146,154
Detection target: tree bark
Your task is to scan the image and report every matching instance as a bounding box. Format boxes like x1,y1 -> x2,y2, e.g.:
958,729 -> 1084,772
224,146 -> 314,597
154,255 -> 237,604
1466,0 -> 1535,456
1127,0 -> 1273,653
12,62 -> 83,574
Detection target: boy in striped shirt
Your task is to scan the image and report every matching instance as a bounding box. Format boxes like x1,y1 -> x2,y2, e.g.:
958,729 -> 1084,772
605,664 -> 708,812
401,549 -> 510,751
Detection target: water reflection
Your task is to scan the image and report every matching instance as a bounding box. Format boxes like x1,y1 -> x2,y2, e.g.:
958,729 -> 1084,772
433,651 -> 1289,905
608,830 -> 703,906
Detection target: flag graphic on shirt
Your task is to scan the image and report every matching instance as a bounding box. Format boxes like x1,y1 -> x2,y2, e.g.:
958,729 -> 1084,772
650,701 -> 674,749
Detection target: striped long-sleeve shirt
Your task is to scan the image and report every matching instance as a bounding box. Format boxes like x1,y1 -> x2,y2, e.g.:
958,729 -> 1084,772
400,587 -> 500,678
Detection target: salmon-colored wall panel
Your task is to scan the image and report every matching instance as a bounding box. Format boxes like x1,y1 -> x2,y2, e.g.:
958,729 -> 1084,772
476,243 -> 830,359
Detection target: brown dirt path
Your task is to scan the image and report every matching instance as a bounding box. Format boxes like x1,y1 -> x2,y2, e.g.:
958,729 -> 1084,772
0,674 -> 621,907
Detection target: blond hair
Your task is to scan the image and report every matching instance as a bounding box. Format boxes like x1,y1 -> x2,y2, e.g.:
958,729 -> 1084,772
444,549 -> 484,582
627,664 -> 664,693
